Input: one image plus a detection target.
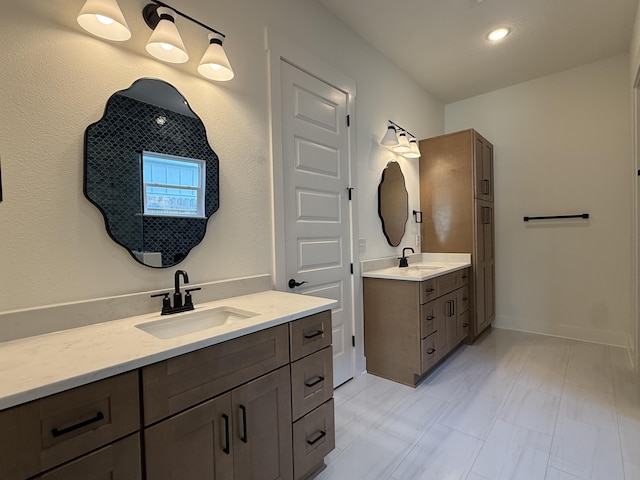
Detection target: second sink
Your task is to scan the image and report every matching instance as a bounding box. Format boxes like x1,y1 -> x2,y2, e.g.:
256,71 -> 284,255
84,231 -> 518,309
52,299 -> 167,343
136,306 -> 260,339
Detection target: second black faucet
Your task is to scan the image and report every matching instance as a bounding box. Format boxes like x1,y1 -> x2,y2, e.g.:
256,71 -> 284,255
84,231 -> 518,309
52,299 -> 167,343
151,270 -> 201,315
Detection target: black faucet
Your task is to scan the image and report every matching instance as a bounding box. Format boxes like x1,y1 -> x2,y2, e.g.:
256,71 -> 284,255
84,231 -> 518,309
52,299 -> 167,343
398,247 -> 415,268
151,270 -> 201,315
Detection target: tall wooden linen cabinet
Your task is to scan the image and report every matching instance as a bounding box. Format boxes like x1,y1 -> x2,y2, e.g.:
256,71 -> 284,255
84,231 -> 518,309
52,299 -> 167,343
419,129 -> 495,341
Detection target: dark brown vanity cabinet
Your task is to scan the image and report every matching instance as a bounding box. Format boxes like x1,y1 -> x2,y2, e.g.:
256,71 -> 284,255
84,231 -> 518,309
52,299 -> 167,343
419,129 -> 495,342
364,269 -> 470,387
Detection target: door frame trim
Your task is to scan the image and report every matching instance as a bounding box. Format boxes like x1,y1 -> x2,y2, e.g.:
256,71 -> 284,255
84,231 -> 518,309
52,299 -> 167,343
265,28 -> 365,376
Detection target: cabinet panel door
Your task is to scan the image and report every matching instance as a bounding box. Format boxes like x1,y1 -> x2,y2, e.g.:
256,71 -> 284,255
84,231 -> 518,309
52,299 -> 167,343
233,367 -> 293,480
436,291 -> 457,358
474,133 -> 494,202
142,324 -> 289,425
36,434 -> 141,480
144,393 -> 233,480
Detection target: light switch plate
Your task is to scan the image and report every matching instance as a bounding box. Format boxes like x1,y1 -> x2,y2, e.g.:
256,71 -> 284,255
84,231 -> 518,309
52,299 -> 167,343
358,238 -> 366,253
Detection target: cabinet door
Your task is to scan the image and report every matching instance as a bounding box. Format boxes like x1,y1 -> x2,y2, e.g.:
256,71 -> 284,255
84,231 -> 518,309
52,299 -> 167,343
36,434 -> 140,480
474,201 -> 495,335
437,291 -> 457,359
144,393 -> 233,480
474,133 -> 494,202
233,366 -> 293,480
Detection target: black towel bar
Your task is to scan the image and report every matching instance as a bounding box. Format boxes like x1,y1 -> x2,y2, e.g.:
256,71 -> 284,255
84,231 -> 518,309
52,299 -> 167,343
523,213 -> 589,222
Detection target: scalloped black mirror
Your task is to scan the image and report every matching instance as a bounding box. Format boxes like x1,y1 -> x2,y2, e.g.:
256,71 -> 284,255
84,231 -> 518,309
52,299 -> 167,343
84,78 -> 219,268
378,160 -> 408,247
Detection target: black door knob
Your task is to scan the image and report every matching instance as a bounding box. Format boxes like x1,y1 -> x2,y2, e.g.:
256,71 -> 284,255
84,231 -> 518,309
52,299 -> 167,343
288,279 -> 308,289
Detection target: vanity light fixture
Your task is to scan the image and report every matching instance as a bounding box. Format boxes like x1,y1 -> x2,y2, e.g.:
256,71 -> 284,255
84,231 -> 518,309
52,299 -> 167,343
77,0 -> 131,41
381,120 -> 421,158
381,122 -> 399,146
197,32 -> 235,81
144,6 -> 189,63
404,138 -> 421,158
393,131 -> 411,153
76,0 -> 234,81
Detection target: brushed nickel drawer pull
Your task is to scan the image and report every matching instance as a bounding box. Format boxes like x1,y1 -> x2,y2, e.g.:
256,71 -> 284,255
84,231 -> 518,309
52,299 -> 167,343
306,430 -> 326,445
51,411 -> 104,438
305,376 -> 325,388
304,330 -> 324,339
426,348 -> 436,355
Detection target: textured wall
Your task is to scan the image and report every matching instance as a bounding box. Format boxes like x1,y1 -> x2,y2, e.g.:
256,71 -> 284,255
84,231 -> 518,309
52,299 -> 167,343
0,0 -> 443,317
446,54 -> 633,347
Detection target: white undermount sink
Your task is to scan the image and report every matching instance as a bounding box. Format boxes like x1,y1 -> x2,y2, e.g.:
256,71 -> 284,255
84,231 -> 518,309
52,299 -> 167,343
407,265 -> 442,272
135,306 -> 260,339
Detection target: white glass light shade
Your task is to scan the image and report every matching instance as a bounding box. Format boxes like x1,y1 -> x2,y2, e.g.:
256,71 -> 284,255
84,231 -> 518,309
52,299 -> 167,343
145,7 -> 189,64
404,138 -> 421,158
77,0 -> 131,41
197,33 -> 234,81
393,132 -> 411,153
381,124 -> 399,146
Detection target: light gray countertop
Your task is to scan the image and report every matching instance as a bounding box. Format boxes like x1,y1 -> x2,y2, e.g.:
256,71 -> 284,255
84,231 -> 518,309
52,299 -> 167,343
0,290 -> 336,411
361,252 -> 471,282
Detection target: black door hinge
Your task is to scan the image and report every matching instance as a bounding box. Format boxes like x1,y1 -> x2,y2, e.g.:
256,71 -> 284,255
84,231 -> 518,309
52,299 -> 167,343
350,263 -> 354,274
346,115 -> 350,127
347,187 -> 354,200
352,335 -> 355,347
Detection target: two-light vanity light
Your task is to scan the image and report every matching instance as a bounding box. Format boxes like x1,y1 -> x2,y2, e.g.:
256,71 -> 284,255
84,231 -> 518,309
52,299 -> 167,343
381,121 -> 421,158
76,0 -> 234,81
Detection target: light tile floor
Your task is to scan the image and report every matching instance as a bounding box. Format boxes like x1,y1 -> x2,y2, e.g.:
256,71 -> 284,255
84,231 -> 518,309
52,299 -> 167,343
316,328 -> 640,480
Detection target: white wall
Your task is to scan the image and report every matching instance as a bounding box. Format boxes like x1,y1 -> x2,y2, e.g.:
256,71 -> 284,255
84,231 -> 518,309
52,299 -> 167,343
0,0 -> 442,317
446,54 -> 633,347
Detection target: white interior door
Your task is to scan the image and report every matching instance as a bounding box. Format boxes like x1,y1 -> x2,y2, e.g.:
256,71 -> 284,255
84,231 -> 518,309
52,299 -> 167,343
280,60 -> 354,387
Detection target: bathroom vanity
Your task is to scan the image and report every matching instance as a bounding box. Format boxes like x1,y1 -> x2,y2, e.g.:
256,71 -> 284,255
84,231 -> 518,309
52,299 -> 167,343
0,291 -> 336,480
362,254 -> 471,387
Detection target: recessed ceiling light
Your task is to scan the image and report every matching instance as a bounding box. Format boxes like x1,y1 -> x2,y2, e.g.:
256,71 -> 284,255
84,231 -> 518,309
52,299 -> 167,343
487,27 -> 510,41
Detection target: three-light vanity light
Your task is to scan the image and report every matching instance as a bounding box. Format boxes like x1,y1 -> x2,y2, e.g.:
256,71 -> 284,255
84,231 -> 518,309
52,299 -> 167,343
381,121 -> 421,158
76,0 -> 234,81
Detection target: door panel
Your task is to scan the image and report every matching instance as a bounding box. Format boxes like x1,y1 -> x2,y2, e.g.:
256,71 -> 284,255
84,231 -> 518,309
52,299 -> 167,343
281,60 -> 354,387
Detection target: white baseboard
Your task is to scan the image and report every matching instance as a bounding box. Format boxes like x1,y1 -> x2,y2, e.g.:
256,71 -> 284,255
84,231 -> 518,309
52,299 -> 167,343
494,314 -> 629,348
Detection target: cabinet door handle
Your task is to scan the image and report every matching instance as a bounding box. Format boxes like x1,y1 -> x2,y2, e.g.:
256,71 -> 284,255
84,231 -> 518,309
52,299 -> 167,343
426,287 -> 435,293
483,207 -> 491,225
305,376 -> 325,388
462,323 -> 469,328
51,411 -> 104,438
304,330 -> 324,339
239,405 -> 248,443
426,315 -> 435,321
483,179 -> 490,195
426,348 -> 436,355
222,413 -> 231,454
462,297 -> 469,301
306,430 -> 326,446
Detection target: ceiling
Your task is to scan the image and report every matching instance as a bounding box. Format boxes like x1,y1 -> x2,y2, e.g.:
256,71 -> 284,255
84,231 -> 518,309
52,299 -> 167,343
316,0 -> 639,103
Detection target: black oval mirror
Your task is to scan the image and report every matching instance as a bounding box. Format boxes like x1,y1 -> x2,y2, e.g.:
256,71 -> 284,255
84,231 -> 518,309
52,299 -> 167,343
378,160 -> 408,247
84,78 -> 219,268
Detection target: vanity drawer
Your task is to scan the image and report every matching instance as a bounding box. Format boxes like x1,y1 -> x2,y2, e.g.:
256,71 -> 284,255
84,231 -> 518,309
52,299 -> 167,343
419,279 -> 437,304
421,334 -> 438,373
436,271 -> 461,297
292,399 -> 335,480
290,310 -> 332,362
291,347 -> 333,421
142,324 -> 289,425
458,285 -> 470,313
34,433 -> 141,480
420,301 -> 437,339
0,371 -> 139,480
459,268 -> 470,287
458,310 -> 470,341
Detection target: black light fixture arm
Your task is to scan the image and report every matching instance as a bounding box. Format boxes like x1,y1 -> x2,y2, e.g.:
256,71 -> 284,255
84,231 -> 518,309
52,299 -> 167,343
388,120 -> 416,139
144,0 -> 226,38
